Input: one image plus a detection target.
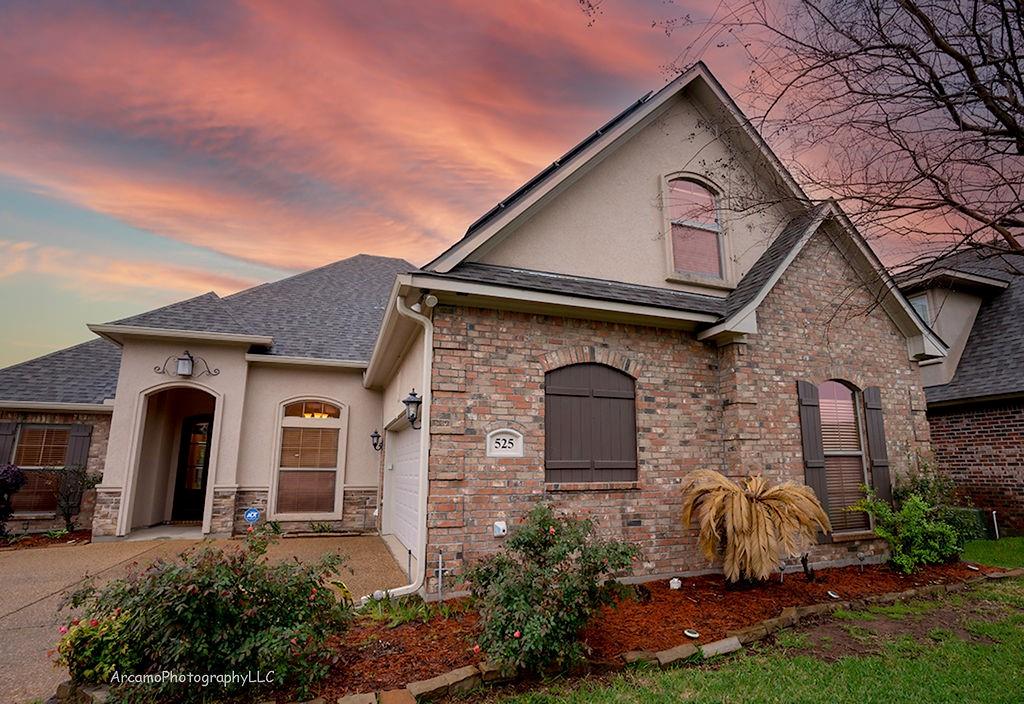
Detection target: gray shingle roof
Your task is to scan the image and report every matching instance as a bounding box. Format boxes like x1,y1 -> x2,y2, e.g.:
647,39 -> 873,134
109,291 -> 252,335
724,205 -> 827,317
922,251 -> 1024,405
422,262 -> 727,317
0,254 -> 411,406
0,339 -> 120,405
225,254 -> 412,360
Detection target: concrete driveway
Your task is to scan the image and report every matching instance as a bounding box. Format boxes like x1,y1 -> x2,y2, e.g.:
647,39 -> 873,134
0,536 -> 406,703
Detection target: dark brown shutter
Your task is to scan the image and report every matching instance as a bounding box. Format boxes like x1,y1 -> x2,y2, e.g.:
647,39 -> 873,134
545,364 -> 637,483
65,424 -> 92,469
862,386 -> 892,504
0,422 -> 15,464
797,380 -> 832,543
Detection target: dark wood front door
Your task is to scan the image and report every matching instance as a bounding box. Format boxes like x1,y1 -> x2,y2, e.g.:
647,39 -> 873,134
172,414 -> 212,522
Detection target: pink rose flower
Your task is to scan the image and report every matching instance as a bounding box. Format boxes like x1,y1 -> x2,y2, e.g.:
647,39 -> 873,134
59,626 -> 68,634
247,526 -> 254,533
514,630 -> 521,639
89,619 -> 99,627
549,527 -> 556,535
473,644 -> 481,654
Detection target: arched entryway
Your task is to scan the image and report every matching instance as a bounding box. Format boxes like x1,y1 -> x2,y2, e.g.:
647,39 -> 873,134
128,386 -> 217,534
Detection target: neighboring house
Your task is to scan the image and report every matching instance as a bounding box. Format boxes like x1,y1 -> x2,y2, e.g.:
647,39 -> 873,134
0,63 -> 945,592
898,250 -> 1024,535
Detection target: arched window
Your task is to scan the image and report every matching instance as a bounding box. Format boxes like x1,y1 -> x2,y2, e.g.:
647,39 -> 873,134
817,380 -> 870,532
544,363 -> 637,483
666,178 -> 723,278
275,399 -> 345,515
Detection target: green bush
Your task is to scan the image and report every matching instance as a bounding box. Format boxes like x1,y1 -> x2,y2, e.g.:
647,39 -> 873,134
851,491 -> 960,574
893,459 -> 988,548
936,506 -> 989,548
57,527 -> 349,702
464,504 -> 640,673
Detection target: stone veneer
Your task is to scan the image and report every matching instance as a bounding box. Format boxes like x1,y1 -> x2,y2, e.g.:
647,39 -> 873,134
230,487 -> 378,535
425,230 -> 931,590
0,410 -> 111,534
91,489 -> 122,537
928,400 -> 1024,535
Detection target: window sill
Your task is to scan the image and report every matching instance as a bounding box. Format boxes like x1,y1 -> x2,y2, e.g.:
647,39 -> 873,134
545,481 -> 640,493
10,512 -> 58,519
831,530 -> 877,543
665,272 -> 735,291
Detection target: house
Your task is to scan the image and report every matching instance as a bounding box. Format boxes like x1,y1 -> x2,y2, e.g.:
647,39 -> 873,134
898,250 -> 1024,535
0,63 -> 945,592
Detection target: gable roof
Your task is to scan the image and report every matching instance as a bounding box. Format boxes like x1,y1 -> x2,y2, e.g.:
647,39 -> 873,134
697,201 -> 947,359
425,61 -> 809,273
911,250 -> 1024,405
0,339 -> 120,406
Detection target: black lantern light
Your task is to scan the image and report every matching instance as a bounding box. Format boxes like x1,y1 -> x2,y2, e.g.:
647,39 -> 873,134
175,351 -> 195,377
370,429 -> 384,452
402,388 -> 422,429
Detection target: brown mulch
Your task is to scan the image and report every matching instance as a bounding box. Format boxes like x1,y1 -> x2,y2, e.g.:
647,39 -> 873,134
307,561 -> 992,698
581,562 -> 985,658
1,529 -> 91,550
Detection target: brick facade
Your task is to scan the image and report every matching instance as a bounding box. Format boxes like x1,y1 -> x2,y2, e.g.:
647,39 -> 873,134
0,410 -> 111,534
928,400 -> 1024,535
424,231 -> 931,589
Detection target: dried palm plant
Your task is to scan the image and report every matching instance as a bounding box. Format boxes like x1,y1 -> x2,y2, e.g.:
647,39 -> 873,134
681,471 -> 831,583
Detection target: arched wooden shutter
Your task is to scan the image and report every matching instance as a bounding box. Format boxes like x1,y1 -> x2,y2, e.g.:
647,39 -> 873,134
545,364 -> 637,483
0,423 -> 16,464
862,387 -> 892,504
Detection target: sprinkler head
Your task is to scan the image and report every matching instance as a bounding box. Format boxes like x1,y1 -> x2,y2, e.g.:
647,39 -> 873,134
684,628 -> 700,639
827,590 -> 840,600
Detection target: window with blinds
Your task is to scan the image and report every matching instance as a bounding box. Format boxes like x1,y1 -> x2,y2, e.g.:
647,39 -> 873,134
667,178 -> 724,278
818,380 -> 870,532
275,400 -> 343,515
10,425 -> 69,513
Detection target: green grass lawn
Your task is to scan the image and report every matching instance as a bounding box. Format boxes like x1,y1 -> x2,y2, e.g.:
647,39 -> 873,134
964,537 -> 1024,568
493,577 -> 1024,704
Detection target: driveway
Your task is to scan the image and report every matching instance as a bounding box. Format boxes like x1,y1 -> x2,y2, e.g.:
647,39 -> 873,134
0,536 -> 407,703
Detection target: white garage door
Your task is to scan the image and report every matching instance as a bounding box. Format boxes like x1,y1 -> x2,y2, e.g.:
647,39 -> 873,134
385,426 -> 421,552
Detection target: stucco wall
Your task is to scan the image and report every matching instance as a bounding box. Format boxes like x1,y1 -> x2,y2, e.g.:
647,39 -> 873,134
382,328 -> 424,426
474,90 -> 796,296
237,364 -> 383,512
424,228 -> 930,589
918,288 -> 984,388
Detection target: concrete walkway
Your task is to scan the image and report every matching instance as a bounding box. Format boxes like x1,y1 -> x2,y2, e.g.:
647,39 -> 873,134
0,536 -> 407,703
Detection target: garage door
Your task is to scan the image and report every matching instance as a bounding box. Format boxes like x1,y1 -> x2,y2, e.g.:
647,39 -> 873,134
385,425 -> 421,552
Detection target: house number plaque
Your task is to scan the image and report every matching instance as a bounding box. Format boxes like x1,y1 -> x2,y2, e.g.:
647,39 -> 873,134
486,428 -> 524,458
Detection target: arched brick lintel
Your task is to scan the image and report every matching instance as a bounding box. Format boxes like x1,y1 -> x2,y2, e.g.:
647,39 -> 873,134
538,346 -> 641,378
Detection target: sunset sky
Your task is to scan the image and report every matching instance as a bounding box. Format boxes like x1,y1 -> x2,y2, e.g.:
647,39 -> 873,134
0,0 -> 752,367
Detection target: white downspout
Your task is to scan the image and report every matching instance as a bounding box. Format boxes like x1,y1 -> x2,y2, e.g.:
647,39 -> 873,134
385,293 -> 433,597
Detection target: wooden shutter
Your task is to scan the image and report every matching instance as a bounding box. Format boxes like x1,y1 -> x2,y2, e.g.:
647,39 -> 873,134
797,380 -> 833,542
65,425 -> 92,469
862,386 -> 893,504
545,364 -> 637,483
0,422 -> 15,464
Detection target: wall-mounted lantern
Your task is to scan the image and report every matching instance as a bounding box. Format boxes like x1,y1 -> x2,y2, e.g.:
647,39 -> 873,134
370,429 -> 384,452
154,350 -> 219,378
176,351 -> 195,377
403,389 -> 422,429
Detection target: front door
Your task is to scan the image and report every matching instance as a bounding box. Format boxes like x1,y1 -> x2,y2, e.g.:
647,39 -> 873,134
172,414 -> 212,522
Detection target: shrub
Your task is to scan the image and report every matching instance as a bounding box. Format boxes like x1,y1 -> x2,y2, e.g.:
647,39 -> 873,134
680,471 -> 831,582
464,504 -> 640,672
0,464 -> 27,538
851,491 -> 960,574
894,458 -> 986,548
936,506 -> 989,548
57,526 -> 350,702
56,464 -> 101,532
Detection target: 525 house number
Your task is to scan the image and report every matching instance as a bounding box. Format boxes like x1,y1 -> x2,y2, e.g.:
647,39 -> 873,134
486,429 -> 524,458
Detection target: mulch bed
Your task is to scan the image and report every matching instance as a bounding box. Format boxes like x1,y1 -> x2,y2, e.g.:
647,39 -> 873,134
310,561 -> 989,698
1,529 -> 91,550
